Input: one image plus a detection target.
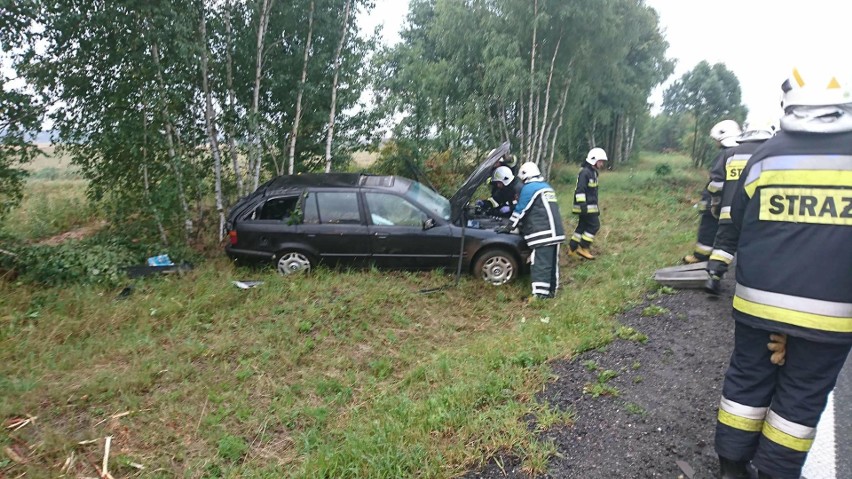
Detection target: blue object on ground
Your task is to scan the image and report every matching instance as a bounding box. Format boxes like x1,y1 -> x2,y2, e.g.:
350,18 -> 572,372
147,254 -> 174,267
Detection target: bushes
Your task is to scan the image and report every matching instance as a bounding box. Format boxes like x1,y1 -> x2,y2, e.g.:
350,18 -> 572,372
10,239 -> 137,286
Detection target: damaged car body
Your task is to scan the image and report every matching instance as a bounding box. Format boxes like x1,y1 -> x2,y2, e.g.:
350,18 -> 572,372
224,142 -> 530,284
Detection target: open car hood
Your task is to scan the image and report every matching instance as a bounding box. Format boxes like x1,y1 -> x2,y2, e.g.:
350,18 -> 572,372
449,141 -> 511,223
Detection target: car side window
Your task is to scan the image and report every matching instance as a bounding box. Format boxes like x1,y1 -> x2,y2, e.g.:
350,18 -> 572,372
258,196 -> 299,221
315,192 -> 362,224
302,192 -> 320,224
365,193 -> 427,227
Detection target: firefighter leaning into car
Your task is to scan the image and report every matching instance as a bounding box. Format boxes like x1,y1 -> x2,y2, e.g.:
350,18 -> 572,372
568,147 -> 607,260
476,166 -> 523,218
496,162 -> 565,300
713,66 -> 852,479
704,125 -> 775,294
682,119 -> 742,264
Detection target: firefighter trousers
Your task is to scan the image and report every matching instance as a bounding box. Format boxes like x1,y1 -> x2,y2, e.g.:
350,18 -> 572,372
569,214 -> 600,250
715,321 -> 851,479
692,210 -> 718,260
530,244 -> 559,298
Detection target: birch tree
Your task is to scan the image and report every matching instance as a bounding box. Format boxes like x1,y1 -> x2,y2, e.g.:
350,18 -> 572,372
324,0 -> 352,173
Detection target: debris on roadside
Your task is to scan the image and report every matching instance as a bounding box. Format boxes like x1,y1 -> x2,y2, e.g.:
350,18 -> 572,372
653,262 -> 709,289
233,280 -> 264,289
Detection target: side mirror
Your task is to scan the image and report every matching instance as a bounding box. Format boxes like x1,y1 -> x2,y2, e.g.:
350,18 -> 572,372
422,218 -> 436,230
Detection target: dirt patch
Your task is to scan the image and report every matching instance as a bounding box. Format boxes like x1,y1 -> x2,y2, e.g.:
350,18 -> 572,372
463,273 -> 738,479
37,220 -> 107,246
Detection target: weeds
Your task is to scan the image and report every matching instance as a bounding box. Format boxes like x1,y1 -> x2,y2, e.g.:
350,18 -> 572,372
0,152 -> 705,477
642,305 -> 671,317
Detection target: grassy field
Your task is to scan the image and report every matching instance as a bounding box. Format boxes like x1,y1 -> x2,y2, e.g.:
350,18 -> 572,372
0,152 -> 704,478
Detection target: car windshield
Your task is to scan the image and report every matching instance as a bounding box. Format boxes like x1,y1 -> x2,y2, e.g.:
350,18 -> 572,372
406,181 -> 451,221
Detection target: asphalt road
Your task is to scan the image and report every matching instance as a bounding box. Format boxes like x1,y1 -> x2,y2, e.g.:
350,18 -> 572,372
802,352 -> 851,479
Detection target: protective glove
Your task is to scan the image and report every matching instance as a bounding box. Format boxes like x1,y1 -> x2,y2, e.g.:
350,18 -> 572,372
767,333 -> 787,366
704,268 -> 723,295
499,205 -> 512,215
475,199 -> 487,210
494,225 -> 513,234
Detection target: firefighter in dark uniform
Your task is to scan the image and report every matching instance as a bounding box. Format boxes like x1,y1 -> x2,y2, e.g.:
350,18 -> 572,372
496,162 -> 565,300
713,67 -> 852,479
568,148 -> 607,260
477,166 -> 523,218
682,119 -> 742,264
705,126 -> 775,294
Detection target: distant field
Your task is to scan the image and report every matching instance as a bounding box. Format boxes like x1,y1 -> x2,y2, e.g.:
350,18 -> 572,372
352,150 -> 377,167
22,144 -> 77,172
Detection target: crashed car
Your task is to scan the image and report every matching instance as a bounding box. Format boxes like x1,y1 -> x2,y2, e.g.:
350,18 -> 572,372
224,142 -> 530,284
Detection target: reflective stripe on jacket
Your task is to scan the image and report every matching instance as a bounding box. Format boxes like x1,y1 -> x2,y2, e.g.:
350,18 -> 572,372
509,180 -> 566,248
572,163 -> 599,215
723,130 -> 852,343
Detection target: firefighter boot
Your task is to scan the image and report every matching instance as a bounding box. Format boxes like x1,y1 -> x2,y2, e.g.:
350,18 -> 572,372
718,456 -> 751,479
682,254 -> 703,264
576,247 -> 595,260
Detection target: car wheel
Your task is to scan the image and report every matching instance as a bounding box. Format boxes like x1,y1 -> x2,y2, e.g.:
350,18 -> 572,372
473,249 -> 518,285
275,250 -> 314,275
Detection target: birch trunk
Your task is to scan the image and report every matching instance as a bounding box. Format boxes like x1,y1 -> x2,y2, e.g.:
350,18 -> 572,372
289,0 -> 315,175
199,10 -> 226,240
544,82 -> 571,180
150,40 -> 193,238
250,0 -> 273,190
534,36 -> 561,165
525,0 -> 538,162
142,110 -> 168,245
613,114 -> 624,164
325,0 -> 351,173
224,5 -> 243,196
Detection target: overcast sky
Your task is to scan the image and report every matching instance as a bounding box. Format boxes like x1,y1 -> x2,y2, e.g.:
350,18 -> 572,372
359,0 -> 850,128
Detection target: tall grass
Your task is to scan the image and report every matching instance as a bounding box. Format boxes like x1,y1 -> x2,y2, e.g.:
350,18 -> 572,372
0,152 -> 706,478
4,179 -> 98,241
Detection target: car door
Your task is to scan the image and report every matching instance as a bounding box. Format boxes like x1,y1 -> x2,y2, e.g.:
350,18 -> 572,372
364,192 -> 456,269
299,189 -> 371,265
234,195 -> 302,255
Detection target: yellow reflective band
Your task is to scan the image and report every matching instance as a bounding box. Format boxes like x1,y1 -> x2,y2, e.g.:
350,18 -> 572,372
575,193 -> 587,203
587,205 -> 599,213
572,233 -> 582,241
726,159 -> 749,181
759,187 -> 852,226
745,170 -> 852,198
710,252 -> 734,265
708,181 -> 725,193
720,212 -> 732,220
572,207 -> 582,213
488,198 -> 499,207
718,409 -> 763,432
695,243 -> 713,254
588,180 -> 598,188
762,422 -> 813,452
581,234 -> 595,242
733,296 -> 852,333
793,68 -> 805,87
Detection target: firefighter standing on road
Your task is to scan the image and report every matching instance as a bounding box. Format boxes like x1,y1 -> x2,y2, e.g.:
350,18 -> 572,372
682,120 -> 742,264
496,162 -> 565,300
704,125 -> 775,294
713,67 -> 852,479
568,148 -> 607,260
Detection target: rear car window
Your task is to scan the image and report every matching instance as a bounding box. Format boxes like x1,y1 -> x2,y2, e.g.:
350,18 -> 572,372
258,196 -> 299,220
365,193 -> 426,226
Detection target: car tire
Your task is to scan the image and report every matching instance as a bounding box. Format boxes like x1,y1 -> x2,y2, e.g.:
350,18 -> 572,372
274,250 -> 315,275
473,249 -> 518,285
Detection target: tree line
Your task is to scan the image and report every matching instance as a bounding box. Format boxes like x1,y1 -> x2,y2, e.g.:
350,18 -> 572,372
1,0 -> 746,246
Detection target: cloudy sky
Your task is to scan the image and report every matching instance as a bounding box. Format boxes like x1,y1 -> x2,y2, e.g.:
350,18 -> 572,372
360,0 -> 849,127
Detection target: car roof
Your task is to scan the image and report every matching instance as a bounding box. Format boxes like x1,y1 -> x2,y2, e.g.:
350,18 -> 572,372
257,173 -> 413,195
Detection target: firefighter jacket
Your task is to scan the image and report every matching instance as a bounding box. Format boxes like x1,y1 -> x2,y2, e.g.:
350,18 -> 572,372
699,146 -> 737,213
508,179 -> 566,248
718,129 -> 852,344
707,139 -> 768,273
487,177 -> 523,214
572,163 -> 600,215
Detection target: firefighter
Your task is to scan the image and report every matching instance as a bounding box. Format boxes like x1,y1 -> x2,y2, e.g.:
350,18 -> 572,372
713,67 -> 852,479
568,147 -> 607,260
682,119 -> 742,264
476,166 -> 523,218
704,125 -> 775,294
496,162 -> 565,300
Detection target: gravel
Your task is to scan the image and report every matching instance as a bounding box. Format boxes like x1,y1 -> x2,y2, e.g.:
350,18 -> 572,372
462,271 -> 739,479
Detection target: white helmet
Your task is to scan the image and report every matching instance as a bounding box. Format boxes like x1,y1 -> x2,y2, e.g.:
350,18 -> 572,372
737,129 -> 773,142
710,120 -> 742,147
585,147 -> 608,166
517,162 -> 542,183
492,166 -> 514,186
781,67 -> 852,111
